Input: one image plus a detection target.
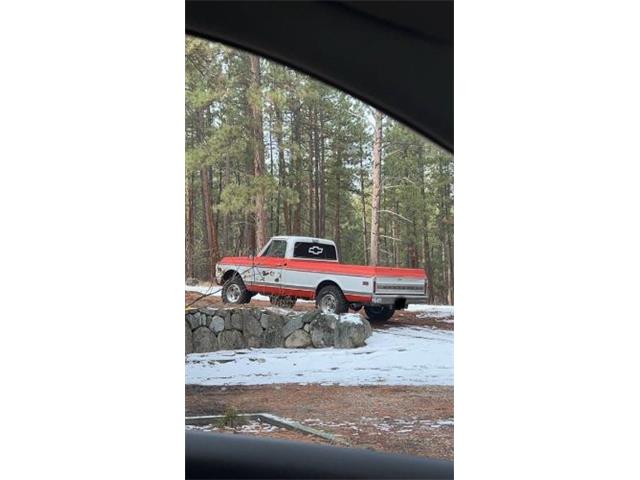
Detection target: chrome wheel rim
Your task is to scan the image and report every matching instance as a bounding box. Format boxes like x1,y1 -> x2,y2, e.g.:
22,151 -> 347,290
227,284 -> 241,302
320,294 -> 337,313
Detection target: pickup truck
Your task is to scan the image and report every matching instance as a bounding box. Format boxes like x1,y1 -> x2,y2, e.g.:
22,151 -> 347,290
214,236 -> 428,321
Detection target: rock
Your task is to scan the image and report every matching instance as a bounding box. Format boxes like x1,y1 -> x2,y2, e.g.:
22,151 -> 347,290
262,315 -> 286,348
185,322 -> 193,354
185,313 -> 199,330
246,335 -> 263,348
242,315 -> 263,337
210,316 -> 225,333
195,311 -> 207,327
310,314 -> 338,348
231,311 -> 243,330
263,327 -> 284,348
261,313 -> 285,330
301,309 -> 322,324
303,323 -> 311,333
282,315 -> 304,338
242,314 -> 263,347
259,313 -> 271,329
284,330 -> 312,348
223,310 -> 233,329
218,330 -> 247,350
192,326 -> 217,353
186,277 -> 199,286
334,315 -> 367,348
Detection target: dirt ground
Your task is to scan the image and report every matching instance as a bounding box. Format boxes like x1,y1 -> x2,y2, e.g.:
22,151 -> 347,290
185,291 -> 454,331
186,384 -> 453,460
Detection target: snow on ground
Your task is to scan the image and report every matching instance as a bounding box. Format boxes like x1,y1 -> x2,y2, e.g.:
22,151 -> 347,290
405,304 -> 454,317
185,326 -> 453,386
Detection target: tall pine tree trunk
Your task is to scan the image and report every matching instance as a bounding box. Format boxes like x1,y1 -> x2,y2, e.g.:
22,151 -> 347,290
249,54 -> 268,250
318,113 -> 326,237
308,107 -> 316,236
200,166 -> 219,281
420,165 -> 434,301
292,107 -> 303,234
369,110 -> 383,266
333,153 -> 341,255
186,173 -> 195,279
359,152 -> 368,264
222,156 -> 230,256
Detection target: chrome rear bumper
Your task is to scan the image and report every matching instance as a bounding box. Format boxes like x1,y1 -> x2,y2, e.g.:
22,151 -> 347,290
371,294 -> 429,306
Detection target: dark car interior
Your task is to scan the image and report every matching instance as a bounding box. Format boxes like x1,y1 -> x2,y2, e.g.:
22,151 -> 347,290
185,1 -> 454,478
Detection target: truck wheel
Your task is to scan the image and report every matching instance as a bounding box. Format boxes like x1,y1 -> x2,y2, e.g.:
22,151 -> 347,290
269,295 -> 297,308
222,276 -> 251,305
363,305 -> 395,322
316,285 -> 349,315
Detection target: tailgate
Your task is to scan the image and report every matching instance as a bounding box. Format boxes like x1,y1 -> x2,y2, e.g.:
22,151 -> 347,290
374,276 -> 426,296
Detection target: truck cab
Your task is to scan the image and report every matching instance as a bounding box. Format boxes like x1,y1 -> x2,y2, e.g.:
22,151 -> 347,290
215,236 -> 428,322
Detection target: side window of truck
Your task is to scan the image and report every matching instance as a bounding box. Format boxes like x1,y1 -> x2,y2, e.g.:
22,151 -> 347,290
293,242 -> 337,261
261,240 -> 287,258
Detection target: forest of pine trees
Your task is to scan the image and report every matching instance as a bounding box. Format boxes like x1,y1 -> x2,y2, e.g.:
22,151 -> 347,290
185,37 -> 454,304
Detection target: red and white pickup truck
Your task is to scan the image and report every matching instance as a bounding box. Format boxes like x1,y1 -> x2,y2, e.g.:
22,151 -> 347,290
215,236 -> 428,321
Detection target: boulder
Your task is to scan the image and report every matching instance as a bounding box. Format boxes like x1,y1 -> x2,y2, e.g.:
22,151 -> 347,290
230,311 -> 243,330
334,314 -> 367,348
210,316 -> 225,333
186,312 -> 200,330
285,330 -> 312,348
185,321 -> 193,354
310,314 -> 338,348
261,313 -> 285,330
301,309 -> 323,324
242,314 -> 263,347
262,315 -> 286,348
281,315 -> 304,339
192,326 -> 217,353
195,311 -> 207,327
242,311 -> 263,336
186,277 -> 199,286
260,312 -> 285,329
223,310 -> 233,329
259,313 -> 271,329
218,330 -> 247,350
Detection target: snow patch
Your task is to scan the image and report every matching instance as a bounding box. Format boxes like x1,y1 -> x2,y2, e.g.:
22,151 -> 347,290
331,313 -> 364,324
186,326 -> 452,386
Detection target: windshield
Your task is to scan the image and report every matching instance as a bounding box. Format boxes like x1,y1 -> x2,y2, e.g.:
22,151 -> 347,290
185,35 -> 453,462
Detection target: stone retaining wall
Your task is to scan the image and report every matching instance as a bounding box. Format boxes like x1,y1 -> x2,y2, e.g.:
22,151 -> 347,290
185,307 -> 372,354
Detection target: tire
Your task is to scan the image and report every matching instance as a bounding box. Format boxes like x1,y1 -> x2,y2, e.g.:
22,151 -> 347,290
316,285 -> 349,314
221,276 -> 251,305
269,295 -> 297,308
363,305 -> 395,322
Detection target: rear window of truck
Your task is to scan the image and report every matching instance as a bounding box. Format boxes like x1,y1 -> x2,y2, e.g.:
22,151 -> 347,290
293,242 -> 337,260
